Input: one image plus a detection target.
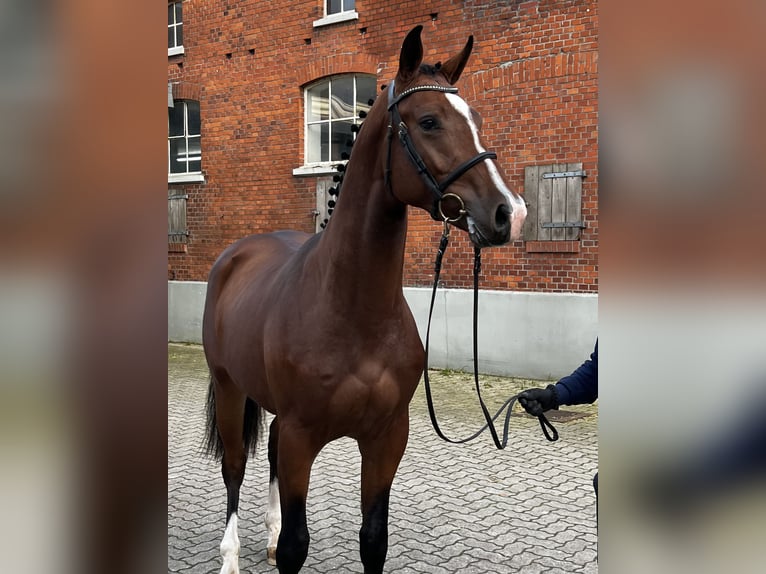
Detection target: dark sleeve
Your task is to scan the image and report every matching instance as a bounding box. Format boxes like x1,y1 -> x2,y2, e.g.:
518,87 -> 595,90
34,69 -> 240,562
555,340 -> 598,406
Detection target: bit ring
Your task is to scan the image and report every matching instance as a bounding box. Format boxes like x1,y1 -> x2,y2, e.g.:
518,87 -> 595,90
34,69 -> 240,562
438,193 -> 466,223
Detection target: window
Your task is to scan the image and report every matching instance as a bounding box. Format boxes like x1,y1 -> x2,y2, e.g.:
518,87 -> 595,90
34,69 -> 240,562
313,0 -> 358,27
168,100 -> 202,182
168,2 -> 183,56
304,74 -> 376,165
327,0 -> 355,16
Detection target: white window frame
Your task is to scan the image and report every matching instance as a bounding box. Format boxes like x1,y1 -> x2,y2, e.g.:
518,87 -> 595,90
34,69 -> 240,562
168,100 -> 204,183
313,0 -> 358,28
293,74 -> 374,176
168,2 -> 184,56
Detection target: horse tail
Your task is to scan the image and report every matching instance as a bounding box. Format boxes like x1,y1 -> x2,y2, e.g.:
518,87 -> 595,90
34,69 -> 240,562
203,374 -> 263,461
203,376 -> 223,460
242,394 -> 263,459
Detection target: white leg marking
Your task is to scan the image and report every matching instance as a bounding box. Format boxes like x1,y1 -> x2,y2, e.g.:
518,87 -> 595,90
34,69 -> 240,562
264,478 -> 282,566
445,93 -> 527,238
219,513 -> 240,574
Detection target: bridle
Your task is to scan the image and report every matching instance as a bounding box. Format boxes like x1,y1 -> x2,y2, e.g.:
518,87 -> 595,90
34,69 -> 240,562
384,79 -> 559,448
385,80 -> 498,222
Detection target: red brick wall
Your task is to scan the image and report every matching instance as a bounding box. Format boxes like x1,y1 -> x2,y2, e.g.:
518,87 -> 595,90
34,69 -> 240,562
168,0 -> 598,292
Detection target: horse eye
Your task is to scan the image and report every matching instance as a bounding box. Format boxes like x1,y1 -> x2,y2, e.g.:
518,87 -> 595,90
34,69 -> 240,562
418,117 -> 438,132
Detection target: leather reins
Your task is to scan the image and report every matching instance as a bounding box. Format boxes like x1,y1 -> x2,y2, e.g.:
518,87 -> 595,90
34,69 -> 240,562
422,228 -> 559,448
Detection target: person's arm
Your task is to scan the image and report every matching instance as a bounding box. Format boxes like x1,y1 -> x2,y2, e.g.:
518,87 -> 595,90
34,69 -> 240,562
518,340 -> 598,415
555,340 -> 598,406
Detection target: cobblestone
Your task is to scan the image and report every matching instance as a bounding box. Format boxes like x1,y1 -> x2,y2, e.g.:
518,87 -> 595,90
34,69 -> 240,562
169,343 -> 598,573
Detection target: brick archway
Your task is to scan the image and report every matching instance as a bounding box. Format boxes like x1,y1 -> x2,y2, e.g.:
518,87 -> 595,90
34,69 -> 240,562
170,81 -> 202,101
297,53 -> 381,87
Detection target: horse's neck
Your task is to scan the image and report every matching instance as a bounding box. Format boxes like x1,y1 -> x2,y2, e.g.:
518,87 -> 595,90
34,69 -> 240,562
313,115 -> 410,311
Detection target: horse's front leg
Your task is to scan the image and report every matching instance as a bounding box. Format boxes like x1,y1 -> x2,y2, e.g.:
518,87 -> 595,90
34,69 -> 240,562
358,412 -> 409,574
274,421 -> 321,574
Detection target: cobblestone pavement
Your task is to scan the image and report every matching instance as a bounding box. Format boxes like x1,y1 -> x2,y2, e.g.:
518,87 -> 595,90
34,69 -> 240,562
169,343 -> 598,573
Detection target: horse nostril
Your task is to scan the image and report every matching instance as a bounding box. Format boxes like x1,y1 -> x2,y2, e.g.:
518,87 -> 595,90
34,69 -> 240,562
495,203 -> 510,230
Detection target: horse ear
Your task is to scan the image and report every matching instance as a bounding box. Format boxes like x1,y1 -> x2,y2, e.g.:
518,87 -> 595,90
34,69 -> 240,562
440,35 -> 473,85
397,25 -> 424,85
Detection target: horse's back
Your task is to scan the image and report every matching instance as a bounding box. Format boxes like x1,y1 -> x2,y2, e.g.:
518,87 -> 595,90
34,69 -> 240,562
203,230 -> 314,362
208,230 -> 311,284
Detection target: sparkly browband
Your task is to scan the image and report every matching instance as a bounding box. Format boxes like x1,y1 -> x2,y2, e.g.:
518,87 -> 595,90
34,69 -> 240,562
387,82 -> 459,109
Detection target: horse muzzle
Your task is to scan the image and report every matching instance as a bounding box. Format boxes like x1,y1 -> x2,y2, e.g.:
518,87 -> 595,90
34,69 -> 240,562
463,199 -> 527,247
508,194 -> 527,241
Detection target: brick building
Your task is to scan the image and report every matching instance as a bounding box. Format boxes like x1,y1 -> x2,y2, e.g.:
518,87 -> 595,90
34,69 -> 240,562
168,0 -> 598,291
167,0 -> 598,377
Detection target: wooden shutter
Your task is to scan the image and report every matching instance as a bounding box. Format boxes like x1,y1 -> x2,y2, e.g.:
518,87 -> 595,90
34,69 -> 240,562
523,163 -> 586,242
168,190 -> 188,244
316,176 -> 339,232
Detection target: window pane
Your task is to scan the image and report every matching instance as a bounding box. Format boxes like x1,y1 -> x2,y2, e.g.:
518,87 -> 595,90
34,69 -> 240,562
307,82 -> 329,122
170,138 -> 187,173
168,4 -> 174,25
307,123 -> 328,163
327,0 -> 341,15
175,2 -> 182,23
355,75 -> 376,116
187,137 -> 201,158
343,0 -> 355,12
186,101 -> 200,135
331,120 -> 354,161
176,24 -> 183,47
187,137 -> 201,172
168,104 -> 184,137
168,27 -> 175,49
330,76 -> 354,119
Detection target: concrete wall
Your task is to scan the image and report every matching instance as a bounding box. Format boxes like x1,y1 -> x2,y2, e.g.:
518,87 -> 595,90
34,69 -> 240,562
168,281 -> 208,346
169,281 -> 597,381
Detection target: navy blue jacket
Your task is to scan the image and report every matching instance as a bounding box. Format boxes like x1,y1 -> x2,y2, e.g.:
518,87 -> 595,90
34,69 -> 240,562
555,340 -> 598,406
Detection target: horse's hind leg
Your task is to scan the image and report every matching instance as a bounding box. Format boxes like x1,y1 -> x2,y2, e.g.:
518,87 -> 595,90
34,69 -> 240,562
358,413 -> 410,574
265,416 -> 281,565
207,372 -> 260,574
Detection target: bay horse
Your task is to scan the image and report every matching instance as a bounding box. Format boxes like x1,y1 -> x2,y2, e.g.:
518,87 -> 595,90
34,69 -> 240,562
202,25 -> 527,574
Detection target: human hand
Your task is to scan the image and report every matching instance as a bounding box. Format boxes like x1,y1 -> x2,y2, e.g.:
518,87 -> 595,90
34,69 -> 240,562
518,385 -> 559,417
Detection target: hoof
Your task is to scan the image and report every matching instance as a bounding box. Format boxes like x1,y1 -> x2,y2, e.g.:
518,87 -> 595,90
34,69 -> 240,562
267,546 -> 277,566
219,558 -> 240,574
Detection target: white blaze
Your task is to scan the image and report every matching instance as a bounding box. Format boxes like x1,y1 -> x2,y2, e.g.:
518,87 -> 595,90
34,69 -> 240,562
445,93 -> 527,239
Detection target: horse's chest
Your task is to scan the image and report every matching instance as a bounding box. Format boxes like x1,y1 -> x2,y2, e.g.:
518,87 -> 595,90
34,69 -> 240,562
272,315 -> 424,431
326,367 -> 415,430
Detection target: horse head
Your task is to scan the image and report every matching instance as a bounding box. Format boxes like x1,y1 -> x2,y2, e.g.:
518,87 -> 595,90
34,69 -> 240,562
386,25 -> 527,246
